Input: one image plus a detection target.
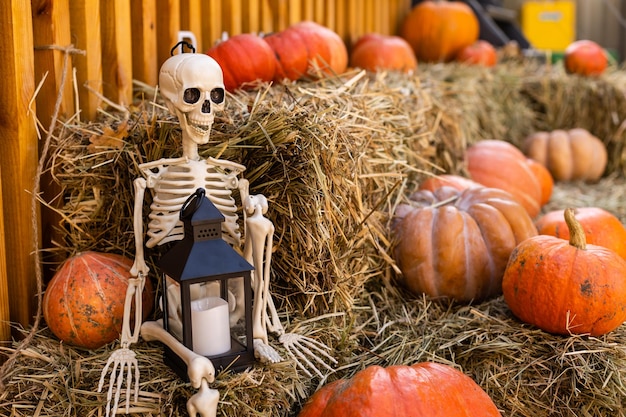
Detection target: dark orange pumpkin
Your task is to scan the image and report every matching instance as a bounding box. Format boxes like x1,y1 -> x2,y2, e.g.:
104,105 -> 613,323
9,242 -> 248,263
564,40 -> 607,76
393,186 -> 537,302
418,174 -> 482,193
43,251 -> 154,349
264,29 -> 309,82
298,362 -> 501,417
523,128 -> 607,182
206,33 -> 277,92
350,33 -> 417,73
455,40 -> 497,67
466,140 -> 543,218
400,0 -> 479,62
536,207 -> 626,260
503,208 -> 626,336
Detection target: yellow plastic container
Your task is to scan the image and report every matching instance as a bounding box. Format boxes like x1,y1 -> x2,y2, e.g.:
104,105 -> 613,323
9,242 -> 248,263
520,1 -> 576,52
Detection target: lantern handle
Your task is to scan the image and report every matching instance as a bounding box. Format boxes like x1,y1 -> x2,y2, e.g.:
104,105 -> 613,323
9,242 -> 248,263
181,188 -> 206,220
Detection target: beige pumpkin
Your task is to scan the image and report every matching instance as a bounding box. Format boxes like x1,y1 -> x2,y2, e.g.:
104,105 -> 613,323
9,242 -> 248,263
523,128 -> 607,182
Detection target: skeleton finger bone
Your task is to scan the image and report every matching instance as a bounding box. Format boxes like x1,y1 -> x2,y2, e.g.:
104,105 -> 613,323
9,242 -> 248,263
97,348 -> 139,417
279,333 -> 337,378
141,320 -> 216,387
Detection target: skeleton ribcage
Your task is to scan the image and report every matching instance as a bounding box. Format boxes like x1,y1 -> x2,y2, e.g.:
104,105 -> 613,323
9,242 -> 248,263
144,161 -> 241,248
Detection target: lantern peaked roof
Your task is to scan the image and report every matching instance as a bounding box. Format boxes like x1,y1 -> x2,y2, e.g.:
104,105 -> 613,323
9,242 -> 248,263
159,191 -> 253,282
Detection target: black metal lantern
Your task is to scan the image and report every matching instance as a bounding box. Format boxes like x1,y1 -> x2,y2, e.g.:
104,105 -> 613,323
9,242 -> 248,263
159,188 -> 255,379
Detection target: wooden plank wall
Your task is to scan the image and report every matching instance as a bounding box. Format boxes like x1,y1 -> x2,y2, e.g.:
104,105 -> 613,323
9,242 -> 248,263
0,0 -> 413,342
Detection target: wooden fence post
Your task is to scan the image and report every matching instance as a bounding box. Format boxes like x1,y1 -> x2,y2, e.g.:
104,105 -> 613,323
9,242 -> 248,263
0,165 -> 9,343
0,0 -> 40,337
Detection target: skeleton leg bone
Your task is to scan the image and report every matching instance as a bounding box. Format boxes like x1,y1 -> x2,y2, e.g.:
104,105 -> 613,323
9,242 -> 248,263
141,320 -> 219,417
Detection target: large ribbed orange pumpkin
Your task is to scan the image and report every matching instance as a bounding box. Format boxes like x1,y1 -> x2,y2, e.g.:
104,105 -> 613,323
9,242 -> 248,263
293,21 -> 348,76
298,362 -> 501,417
535,207 -> 626,260
43,251 -> 154,349
466,139 -> 543,218
400,0 -> 479,62
264,28 -> 310,82
503,208 -> 626,336
393,186 -> 537,302
206,33 -> 277,92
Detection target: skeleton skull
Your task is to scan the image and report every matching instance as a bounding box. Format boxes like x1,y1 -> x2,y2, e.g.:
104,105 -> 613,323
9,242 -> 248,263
159,54 -> 225,145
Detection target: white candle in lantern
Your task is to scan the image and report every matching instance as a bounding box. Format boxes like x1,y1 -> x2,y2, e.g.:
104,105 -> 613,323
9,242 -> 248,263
190,296 -> 231,356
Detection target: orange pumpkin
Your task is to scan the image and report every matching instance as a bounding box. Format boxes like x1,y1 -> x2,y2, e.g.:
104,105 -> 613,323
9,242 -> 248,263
503,208 -> 626,336
350,33 -> 417,73
523,128 -> 607,182
536,207 -> 626,260
298,362 -> 501,417
400,0 -> 479,62
564,40 -> 607,76
525,158 -> 554,205
290,21 -> 348,77
43,251 -> 154,349
393,186 -> 537,302
466,140 -> 543,218
264,29 -> 309,82
418,174 -> 482,193
456,40 -> 497,67
206,33 -> 277,92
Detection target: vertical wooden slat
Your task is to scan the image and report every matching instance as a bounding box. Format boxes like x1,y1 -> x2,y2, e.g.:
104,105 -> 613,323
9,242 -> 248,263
0,0 -> 39,334
334,0 -> 345,42
314,0 -> 324,25
132,0 -> 158,86
242,0 -> 261,34
223,0 -> 243,36
181,0 -> 204,52
156,0 -> 180,69
260,0 -> 274,34
0,164 -> 9,342
100,0 -> 133,107
302,0 -> 314,21
31,0 -> 74,127
324,0 -> 336,31
288,0 -> 301,25
203,0 -> 223,50
69,0 -> 103,121
269,0 -> 289,31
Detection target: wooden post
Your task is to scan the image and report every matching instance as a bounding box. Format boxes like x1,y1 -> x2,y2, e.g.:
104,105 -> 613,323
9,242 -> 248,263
69,0 -> 103,121
131,0 -> 158,87
100,0 -> 133,107
0,165 -> 9,343
181,0 -> 204,52
0,0 -> 40,335
156,0 -> 180,70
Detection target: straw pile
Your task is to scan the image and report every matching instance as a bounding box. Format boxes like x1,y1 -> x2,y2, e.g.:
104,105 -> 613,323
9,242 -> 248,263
3,59 -> 626,416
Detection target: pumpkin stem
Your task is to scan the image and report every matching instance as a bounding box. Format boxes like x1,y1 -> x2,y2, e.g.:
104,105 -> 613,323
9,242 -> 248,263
565,207 -> 586,250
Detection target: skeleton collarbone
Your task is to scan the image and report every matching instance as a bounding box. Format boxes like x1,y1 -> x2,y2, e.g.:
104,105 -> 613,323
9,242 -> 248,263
140,156 -> 245,248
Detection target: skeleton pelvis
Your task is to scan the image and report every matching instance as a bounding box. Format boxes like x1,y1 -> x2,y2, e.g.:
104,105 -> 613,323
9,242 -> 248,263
163,276 -> 245,341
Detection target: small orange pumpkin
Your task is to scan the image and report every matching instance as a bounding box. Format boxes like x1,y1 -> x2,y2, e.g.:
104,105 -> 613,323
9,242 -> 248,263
535,207 -> 626,260
456,40 -> 497,67
298,362 -> 501,417
393,186 -> 537,302
503,208 -> 626,336
564,40 -> 607,76
350,33 -> 417,73
264,29 -> 310,82
206,33 -> 277,91
400,0 -> 479,62
523,128 -> 607,182
289,21 -> 348,77
43,251 -> 154,349
466,140 -> 543,218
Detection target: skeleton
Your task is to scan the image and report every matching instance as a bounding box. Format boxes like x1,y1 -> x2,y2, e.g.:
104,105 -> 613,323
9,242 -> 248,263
98,52 -> 335,417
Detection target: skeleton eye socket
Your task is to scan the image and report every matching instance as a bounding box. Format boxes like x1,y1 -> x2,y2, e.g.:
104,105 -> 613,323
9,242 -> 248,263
183,88 -> 201,104
211,88 -> 225,104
